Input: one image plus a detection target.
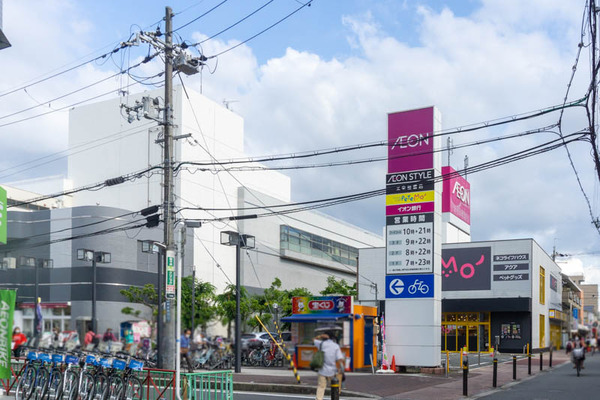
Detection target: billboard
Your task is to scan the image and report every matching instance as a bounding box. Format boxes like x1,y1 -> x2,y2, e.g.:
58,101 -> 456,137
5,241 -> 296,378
386,108 -> 436,274
441,166 -> 470,225
442,241 -> 533,296
388,107 -> 435,173
291,296 -> 352,315
442,247 -> 491,291
386,273 -> 434,299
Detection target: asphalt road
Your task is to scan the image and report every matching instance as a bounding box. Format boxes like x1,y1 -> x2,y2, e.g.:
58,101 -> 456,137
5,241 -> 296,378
480,352 -> 600,400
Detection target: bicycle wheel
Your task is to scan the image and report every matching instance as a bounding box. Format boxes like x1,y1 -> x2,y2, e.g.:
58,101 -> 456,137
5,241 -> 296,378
262,351 -> 274,367
107,376 -> 124,400
33,367 -> 50,400
79,371 -> 95,400
15,366 -> 36,400
91,373 -> 108,400
47,369 -> 64,400
61,370 -> 78,400
123,376 -> 143,400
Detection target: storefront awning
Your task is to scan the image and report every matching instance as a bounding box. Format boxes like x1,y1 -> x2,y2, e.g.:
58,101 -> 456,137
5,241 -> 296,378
281,313 -> 352,322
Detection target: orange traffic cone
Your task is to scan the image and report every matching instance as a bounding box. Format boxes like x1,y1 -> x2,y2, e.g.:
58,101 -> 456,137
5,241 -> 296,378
390,355 -> 396,372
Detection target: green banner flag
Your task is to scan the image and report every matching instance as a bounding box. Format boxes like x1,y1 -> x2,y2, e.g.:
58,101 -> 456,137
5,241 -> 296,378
0,289 -> 16,379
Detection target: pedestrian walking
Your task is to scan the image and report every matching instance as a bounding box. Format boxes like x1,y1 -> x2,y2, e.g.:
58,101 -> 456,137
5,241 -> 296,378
313,328 -> 345,400
180,328 -> 194,372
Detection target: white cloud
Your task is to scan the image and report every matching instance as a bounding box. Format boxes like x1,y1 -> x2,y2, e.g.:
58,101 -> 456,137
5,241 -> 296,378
1,0 -> 599,286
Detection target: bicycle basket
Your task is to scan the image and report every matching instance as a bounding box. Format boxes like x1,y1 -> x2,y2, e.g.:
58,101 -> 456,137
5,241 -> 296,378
27,351 -> 38,361
85,355 -> 98,365
112,358 -> 126,370
39,353 -> 52,363
65,355 -> 79,365
128,359 -> 144,371
52,354 -> 64,363
99,358 -> 112,368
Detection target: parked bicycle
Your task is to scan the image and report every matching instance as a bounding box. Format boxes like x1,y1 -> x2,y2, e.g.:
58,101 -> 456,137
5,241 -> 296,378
15,348 -> 38,400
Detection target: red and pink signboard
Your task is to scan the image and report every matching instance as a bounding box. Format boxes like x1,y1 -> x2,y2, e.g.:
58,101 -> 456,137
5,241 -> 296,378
441,166 -> 470,225
388,107 -> 435,173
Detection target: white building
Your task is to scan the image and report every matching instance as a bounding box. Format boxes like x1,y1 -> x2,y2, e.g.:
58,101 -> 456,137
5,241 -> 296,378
67,86 -> 383,296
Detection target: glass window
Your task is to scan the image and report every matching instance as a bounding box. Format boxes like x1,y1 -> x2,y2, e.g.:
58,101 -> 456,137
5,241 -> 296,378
539,266 -> 546,305
279,225 -> 359,267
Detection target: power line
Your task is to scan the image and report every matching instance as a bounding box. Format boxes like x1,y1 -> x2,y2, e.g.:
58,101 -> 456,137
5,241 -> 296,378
173,98 -> 585,171
0,54 -> 161,128
0,122 -> 153,181
7,164 -> 163,209
205,0 -> 314,59
179,125 -> 562,173
190,0 -> 276,47
181,131 -> 586,222
172,0 -> 230,33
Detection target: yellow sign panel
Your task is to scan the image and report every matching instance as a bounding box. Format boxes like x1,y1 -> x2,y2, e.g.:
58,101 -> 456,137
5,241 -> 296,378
386,191 -> 435,206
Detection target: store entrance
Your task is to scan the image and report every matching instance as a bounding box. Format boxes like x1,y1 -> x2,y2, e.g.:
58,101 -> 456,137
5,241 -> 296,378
442,313 -> 490,352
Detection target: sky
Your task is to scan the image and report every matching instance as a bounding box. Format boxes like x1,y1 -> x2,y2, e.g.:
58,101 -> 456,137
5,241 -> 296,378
1,0 -> 600,289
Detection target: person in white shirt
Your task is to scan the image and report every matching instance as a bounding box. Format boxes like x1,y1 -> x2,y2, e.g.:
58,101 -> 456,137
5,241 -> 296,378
313,330 -> 345,400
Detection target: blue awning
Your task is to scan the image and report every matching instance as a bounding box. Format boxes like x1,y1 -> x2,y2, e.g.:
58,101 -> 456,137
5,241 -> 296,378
280,313 -> 352,323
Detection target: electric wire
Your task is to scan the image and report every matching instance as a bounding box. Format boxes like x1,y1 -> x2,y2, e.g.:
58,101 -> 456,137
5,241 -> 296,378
0,122 -> 154,181
205,0 -> 314,59
0,53 -> 161,126
190,0 -> 276,47
172,0 -> 230,33
7,164 -> 163,209
180,132 -> 586,222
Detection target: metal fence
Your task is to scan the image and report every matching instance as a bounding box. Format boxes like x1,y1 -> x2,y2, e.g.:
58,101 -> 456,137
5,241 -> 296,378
2,358 -> 233,400
182,371 -> 233,400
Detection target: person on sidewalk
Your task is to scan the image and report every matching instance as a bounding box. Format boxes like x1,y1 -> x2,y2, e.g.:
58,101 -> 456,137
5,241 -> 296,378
180,328 -> 194,372
572,335 -> 585,369
313,329 -> 345,400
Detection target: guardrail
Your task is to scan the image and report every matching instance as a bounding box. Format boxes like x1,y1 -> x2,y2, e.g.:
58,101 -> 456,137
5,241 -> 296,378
182,370 -> 233,400
2,358 -> 233,400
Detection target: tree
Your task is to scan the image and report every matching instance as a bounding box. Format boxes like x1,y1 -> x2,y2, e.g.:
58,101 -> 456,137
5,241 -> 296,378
120,284 -> 159,333
319,276 -> 357,297
180,276 -> 216,331
214,284 -> 251,338
246,278 -> 312,332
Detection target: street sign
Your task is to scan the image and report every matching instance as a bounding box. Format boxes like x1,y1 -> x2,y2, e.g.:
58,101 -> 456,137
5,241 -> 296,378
165,250 -> 175,299
385,274 -> 434,299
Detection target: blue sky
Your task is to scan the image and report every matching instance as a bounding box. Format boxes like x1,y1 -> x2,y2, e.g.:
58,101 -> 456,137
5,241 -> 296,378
2,0 -> 600,286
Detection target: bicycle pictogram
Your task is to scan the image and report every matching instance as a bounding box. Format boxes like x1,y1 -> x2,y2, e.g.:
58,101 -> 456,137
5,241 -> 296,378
408,279 -> 429,294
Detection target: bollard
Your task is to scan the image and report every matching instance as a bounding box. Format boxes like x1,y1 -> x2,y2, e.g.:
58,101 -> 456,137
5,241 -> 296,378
512,355 -> 517,380
330,377 -> 340,400
463,364 -> 468,396
549,348 -> 553,368
540,352 -> 543,371
492,358 -> 498,388
528,353 -> 532,375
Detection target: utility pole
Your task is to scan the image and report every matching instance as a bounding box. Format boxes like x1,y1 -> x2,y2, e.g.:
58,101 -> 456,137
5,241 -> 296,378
122,5 -> 203,371
162,6 -> 177,371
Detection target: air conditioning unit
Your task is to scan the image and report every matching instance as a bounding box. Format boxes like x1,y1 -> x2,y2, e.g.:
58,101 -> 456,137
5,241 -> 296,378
3,257 -> 16,269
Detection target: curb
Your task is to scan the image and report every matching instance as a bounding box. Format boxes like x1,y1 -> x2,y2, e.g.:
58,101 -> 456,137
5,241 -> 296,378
233,382 -> 378,398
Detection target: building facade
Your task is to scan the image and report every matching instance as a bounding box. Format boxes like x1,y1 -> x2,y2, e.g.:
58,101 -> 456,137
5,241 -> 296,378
66,86 -> 383,298
0,205 -> 170,338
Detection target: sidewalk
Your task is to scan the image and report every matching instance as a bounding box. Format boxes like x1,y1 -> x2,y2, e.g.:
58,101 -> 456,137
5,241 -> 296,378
233,350 -> 571,399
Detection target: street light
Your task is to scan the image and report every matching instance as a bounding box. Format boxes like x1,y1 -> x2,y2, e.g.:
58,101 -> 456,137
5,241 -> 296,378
175,220 -> 200,400
142,240 -> 165,368
220,231 -> 255,373
77,249 -> 111,334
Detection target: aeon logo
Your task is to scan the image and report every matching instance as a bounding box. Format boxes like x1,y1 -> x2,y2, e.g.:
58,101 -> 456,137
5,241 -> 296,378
391,133 -> 430,149
452,182 -> 470,206
309,300 -> 334,311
